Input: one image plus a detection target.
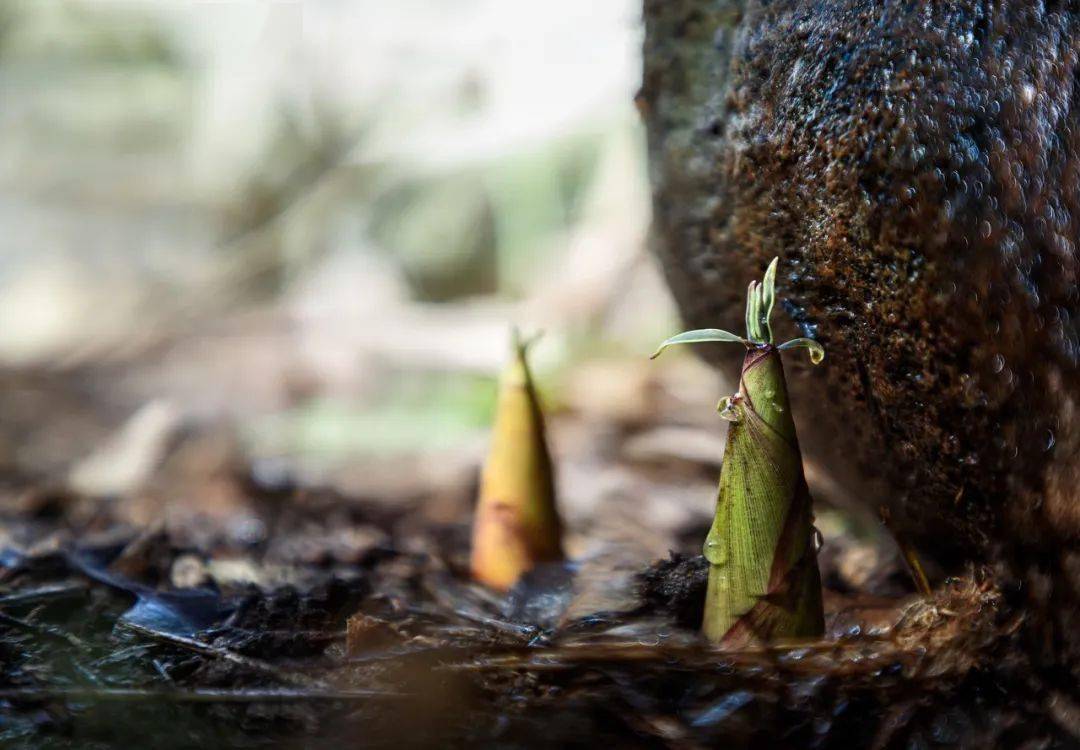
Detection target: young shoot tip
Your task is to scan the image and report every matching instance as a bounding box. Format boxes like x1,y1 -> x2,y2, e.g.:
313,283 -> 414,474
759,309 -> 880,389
652,258 -> 823,364
511,326 -> 544,356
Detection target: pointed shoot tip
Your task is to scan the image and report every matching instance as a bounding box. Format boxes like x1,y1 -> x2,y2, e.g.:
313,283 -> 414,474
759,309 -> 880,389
511,327 -> 543,356
761,257 -> 778,344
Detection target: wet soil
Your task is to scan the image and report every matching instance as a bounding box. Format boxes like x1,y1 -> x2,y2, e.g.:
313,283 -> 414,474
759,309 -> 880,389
0,469 -> 1072,750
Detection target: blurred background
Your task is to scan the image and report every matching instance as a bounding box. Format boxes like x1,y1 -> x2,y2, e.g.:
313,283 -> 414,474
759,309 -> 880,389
0,0 -> 709,555
0,1 -> 877,578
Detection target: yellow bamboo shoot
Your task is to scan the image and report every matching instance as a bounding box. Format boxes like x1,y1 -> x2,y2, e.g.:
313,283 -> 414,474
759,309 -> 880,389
470,331 -> 563,591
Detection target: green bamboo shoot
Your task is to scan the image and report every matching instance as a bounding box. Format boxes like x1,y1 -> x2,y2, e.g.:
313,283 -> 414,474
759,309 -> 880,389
652,258 -> 825,646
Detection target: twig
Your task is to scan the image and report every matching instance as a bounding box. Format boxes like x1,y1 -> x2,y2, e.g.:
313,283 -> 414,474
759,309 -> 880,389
880,505 -> 933,596
0,610 -> 88,651
0,582 -> 88,606
442,637 -> 915,676
404,602 -> 538,638
119,621 -> 324,689
450,609 -> 539,637
151,659 -> 172,683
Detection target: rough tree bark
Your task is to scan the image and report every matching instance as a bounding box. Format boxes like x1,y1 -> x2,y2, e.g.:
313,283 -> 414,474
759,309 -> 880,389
640,0 -> 1080,574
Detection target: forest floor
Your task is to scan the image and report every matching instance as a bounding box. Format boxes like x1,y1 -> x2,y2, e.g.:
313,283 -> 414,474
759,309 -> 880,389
0,359 -> 1046,749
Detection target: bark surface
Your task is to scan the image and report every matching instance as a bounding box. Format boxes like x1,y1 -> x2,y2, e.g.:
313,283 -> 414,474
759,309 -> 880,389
641,0 -> 1080,565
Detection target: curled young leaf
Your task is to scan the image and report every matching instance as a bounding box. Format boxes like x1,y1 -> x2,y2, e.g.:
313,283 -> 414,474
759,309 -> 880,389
650,328 -> 749,359
756,282 -> 768,341
778,337 -> 826,365
744,281 -> 760,343
760,257 -> 778,344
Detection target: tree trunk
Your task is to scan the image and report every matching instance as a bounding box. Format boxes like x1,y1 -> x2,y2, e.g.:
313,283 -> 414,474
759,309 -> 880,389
640,1 -> 1080,574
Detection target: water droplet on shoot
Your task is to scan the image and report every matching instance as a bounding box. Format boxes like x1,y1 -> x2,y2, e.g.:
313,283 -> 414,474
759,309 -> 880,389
718,396 -> 742,423
704,533 -> 727,565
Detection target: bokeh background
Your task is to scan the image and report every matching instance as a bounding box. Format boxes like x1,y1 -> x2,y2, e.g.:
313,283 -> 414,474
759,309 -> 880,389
0,1 -> 880,578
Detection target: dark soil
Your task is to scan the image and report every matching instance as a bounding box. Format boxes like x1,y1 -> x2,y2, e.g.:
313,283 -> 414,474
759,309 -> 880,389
1,470 -> 1074,750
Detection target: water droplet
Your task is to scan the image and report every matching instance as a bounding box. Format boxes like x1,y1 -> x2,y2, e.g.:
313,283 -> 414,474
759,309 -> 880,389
704,530 -> 727,565
991,354 -> 1006,373
718,396 -> 741,423
980,220 -> 993,239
